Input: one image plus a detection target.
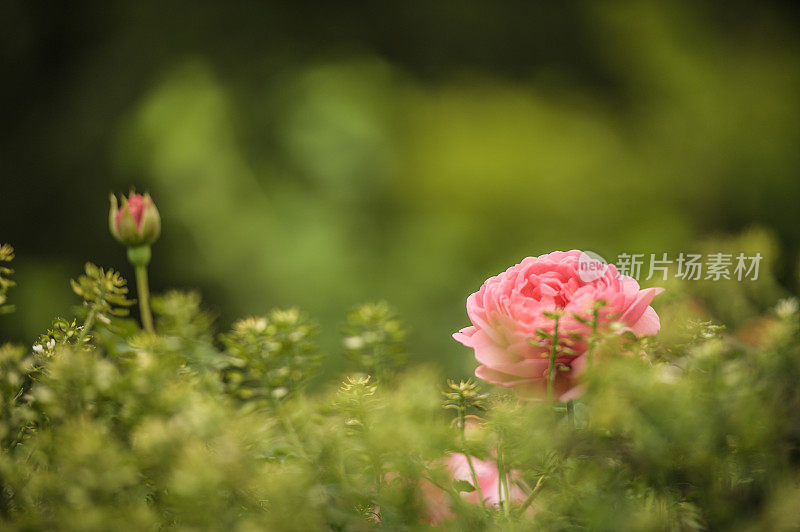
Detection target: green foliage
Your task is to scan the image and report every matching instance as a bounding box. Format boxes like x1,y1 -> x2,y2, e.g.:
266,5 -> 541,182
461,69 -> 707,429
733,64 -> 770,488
148,290 -> 220,371
32,318 -> 89,360
70,263 -> 135,322
221,309 -> 320,403
68,263 -> 135,347
442,379 -> 488,434
151,290 -> 213,341
2,246 -> 800,530
337,375 -> 378,430
342,301 -> 408,381
0,244 -> 15,315
0,344 -> 35,453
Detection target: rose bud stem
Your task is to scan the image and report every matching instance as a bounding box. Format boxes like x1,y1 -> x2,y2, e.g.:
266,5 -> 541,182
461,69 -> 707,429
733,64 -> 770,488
109,191 -> 161,334
127,245 -> 155,334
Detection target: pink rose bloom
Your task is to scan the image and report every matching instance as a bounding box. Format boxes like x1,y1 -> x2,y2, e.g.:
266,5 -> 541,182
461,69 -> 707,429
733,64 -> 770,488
423,453 -> 526,523
453,250 -> 663,400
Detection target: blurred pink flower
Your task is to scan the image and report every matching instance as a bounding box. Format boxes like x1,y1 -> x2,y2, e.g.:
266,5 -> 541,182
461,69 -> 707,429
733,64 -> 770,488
423,453 -> 526,523
453,250 -> 663,400
447,453 -> 525,506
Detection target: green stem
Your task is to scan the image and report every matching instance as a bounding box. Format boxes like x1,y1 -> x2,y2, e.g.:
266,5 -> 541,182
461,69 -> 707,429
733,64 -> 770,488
127,245 -> 154,334
516,475 -> 545,516
459,407 -> 485,507
76,307 -> 97,344
497,443 -> 503,510
567,399 -> 575,430
423,473 -> 472,515
501,463 -> 511,518
134,265 -> 154,334
587,307 -> 599,369
547,317 -> 561,405
6,422 -> 34,452
496,443 -> 510,518
273,399 -> 311,462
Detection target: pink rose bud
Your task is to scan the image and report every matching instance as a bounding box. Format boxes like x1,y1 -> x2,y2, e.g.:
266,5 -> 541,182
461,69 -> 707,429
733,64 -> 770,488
109,191 -> 161,247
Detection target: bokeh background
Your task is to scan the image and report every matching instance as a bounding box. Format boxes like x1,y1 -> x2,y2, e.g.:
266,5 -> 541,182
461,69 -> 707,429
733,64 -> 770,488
2,1 -> 799,377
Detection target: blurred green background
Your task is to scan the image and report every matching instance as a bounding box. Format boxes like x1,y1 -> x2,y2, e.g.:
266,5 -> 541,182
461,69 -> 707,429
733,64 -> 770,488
2,1 -> 799,376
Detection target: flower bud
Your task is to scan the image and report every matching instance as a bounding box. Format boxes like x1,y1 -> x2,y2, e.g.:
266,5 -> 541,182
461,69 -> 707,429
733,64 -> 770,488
109,192 -> 161,247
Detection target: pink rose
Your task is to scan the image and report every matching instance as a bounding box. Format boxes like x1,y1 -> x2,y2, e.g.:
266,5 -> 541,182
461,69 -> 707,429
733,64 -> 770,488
453,250 -> 663,400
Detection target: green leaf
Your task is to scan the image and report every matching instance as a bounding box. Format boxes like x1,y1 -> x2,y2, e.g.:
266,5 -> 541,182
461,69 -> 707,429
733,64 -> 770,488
453,479 -> 476,493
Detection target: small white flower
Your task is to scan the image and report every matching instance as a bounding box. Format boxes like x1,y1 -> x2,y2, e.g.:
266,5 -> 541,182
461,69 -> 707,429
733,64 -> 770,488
46,338 -> 56,350
776,298 -> 799,320
657,364 -> 682,384
270,387 -> 289,400
32,344 -> 44,354
343,336 -> 365,350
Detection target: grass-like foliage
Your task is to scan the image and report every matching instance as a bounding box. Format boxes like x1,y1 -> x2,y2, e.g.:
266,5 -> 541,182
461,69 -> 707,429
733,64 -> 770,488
0,244 -> 15,315
1,240 -> 799,531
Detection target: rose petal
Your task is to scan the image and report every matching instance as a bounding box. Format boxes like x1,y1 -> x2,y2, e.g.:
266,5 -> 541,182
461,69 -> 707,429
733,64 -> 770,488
619,287 -> 664,326
627,305 -> 661,336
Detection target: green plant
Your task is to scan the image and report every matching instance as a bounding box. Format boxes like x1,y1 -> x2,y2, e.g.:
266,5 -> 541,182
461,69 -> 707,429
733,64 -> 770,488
1,198 -> 799,530
0,244 -> 15,315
